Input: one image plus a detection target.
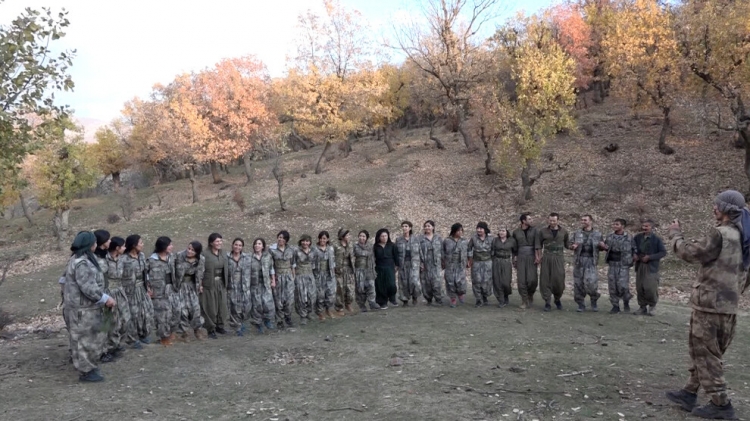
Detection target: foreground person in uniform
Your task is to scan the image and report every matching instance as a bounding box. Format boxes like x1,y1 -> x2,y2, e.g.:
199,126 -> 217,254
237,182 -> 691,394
64,231 -> 116,382
665,190 -> 750,420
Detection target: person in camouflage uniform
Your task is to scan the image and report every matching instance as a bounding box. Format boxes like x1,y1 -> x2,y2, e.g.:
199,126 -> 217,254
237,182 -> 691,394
64,231 -> 116,382
632,220 -> 667,315
227,238 -> 252,336
247,238 -> 275,333
665,190 -> 750,420
353,230 -> 381,311
570,215 -> 605,312
314,231 -> 341,320
535,213 -> 570,312
419,220 -> 444,306
443,223 -> 468,308
601,219 -> 635,314
334,229 -> 356,314
396,221 -> 421,306
99,236 -> 132,359
121,235 -> 154,347
270,230 -> 297,328
294,235 -> 318,325
174,241 -> 206,341
491,227 -> 515,307
201,233 -> 230,339
93,231 -> 124,362
148,236 -> 179,346
512,213 -> 539,309
468,222 -> 494,307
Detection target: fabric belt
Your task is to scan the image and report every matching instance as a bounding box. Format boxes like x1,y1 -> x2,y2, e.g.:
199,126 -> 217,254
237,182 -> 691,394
108,278 -> 123,289
517,246 -> 535,257
275,261 -> 291,270
354,257 -> 368,269
607,251 -> 622,261
319,261 -> 329,272
579,252 -> 594,257
494,254 -> 512,259
213,276 -> 223,281
297,264 -> 313,275
473,255 -> 491,262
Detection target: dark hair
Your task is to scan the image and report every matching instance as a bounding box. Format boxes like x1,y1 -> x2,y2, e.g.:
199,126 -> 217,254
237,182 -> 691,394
277,230 -> 290,243
252,238 -> 266,251
476,221 -> 490,234
500,229 -> 511,238
125,235 -> 141,254
401,220 -> 413,236
189,241 -> 203,257
108,236 -> 125,252
94,229 -> 111,258
424,220 -> 435,229
641,218 -> 655,227
359,230 -> 370,241
375,228 -> 391,245
318,231 -> 330,242
232,237 -> 245,248
614,218 -> 627,227
520,213 -> 531,223
549,212 -> 560,219
298,234 -> 312,246
450,223 -> 463,237
208,233 -> 223,245
582,214 -> 593,221
154,236 -> 172,254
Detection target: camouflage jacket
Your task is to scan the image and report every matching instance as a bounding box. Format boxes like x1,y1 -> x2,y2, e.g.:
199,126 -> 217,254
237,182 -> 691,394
353,242 -> 376,280
443,237 -> 468,269
604,232 -> 635,266
269,244 -> 297,275
492,237 -> 517,259
174,250 -> 205,289
148,253 -> 176,298
467,234 -> 494,261
536,226 -> 570,255
227,252 -> 252,292
670,223 -> 744,314
63,255 -> 107,311
313,245 -> 336,279
294,247 -> 317,275
419,234 -> 443,269
121,252 -> 149,289
249,251 -> 273,289
104,252 -> 124,290
571,228 -> 604,265
395,235 -> 420,268
334,241 -> 355,275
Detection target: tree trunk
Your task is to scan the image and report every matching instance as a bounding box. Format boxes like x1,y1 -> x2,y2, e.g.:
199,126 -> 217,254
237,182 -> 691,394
658,107 -> 675,155
457,116 -> 478,152
209,161 -> 223,184
19,192 -> 33,226
272,157 -> 286,211
315,141 -> 331,174
342,136 -> 352,158
222,163 -> 231,175
377,128 -> 382,141
111,172 -> 122,193
383,127 -> 396,153
189,167 -> 199,204
53,208 -> 70,251
428,121 -> 446,150
480,127 -> 496,175
520,164 -> 533,204
242,153 -> 253,186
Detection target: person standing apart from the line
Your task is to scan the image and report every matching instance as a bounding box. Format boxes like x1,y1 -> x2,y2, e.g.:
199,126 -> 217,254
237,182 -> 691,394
536,213 -> 569,312
467,222 -> 494,307
443,223 -> 468,308
512,213 -> 539,309
201,233 -> 230,339
396,221 -> 421,306
570,214 -> 605,312
665,190 -> 750,420
601,218 -> 635,314
632,219 -> 667,316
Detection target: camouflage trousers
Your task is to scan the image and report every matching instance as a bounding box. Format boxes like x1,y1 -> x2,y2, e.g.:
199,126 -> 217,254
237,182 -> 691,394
245,283 -> 266,327
492,257 -> 513,302
124,282 -> 154,342
153,285 -> 180,339
444,263 -> 467,299
516,254 -> 538,302
471,260 -> 493,302
607,263 -> 632,307
398,261 -> 421,302
177,281 -> 203,334
635,264 -> 659,308
421,263 -> 443,304
228,283 -> 251,331
540,254 -> 565,302
104,286 -> 132,352
316,272 -> 336,314
295,272 -> 317,319
573,257 -> 600,305
334,268 -> 355,310
64,306 -> 106,374
684,311 -> 737,406
272,272 -> 295,325
354,268 -> 376,307
260,283 -> 276,324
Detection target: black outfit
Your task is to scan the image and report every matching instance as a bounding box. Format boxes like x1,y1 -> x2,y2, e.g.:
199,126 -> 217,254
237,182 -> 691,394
373,242 -> 398,306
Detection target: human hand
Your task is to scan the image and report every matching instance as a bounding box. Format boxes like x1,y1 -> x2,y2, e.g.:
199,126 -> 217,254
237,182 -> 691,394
641,255 -> 650,263
105,297 -> 116,308
668,219 -> 680,231
571,243 -> 579,250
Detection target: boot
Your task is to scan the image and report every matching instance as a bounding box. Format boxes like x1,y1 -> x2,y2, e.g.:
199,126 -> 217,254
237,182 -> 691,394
482,297 -> 489,306
300,318 -> 308,326
318,313 -> 326,322
160,336 -> 174,346
528,294 -> 534,306
544,300 -> 551,312
263,320 -> 275,330
401,299 -> 409,307
576,303 -> 586,312
131,341 -> 143,350
79,369 -> 104,383
609,305 -> 621,314
691,401 -> 737,420
195,328 -> 208,340
554,299 -> 563,310
345,304 -> 355,314
326,309 -> 337,319
458,295 -> 465,304
370,301 -> 382,310
590,298 -> 598,312
111,346 -> 126,358
412,298 -> 419,306
216,327 -> 227,335
475,300 -> 483,308
519,297 -> 528,310
449,297 -> 457,308
665,389 -> 697,412
285,317 -> 295,328
635,306 -> 648,315
623,300 -> 631,313
647,305 -> 656,316
100,353 -> 116,363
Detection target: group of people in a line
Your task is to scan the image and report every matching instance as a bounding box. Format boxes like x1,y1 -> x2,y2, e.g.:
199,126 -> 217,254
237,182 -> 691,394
59,190 -> 749,420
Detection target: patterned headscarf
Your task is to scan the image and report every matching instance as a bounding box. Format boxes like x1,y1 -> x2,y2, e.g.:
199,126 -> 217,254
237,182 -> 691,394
714,190 -> 750,270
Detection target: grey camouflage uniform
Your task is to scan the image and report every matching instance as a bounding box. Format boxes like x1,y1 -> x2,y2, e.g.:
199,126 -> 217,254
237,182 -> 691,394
443,237 -> 468,300
147,253 -> 179,339
334,241 -> 356,310
353,242 -> 376,307
419,234 -> 444,304
101,253 -> 132,351
604,232 -> 635,307
314,245 -> 337,314
227,252 -> 252,331
468,234 -> 494,303
121,252 -> 154,341
571,229 -> 603,306
294,247 -> 318,320
396,235 -> 421,303
269,244 -> 296,325
174,251 -> 205,333
248,251 -> 275,326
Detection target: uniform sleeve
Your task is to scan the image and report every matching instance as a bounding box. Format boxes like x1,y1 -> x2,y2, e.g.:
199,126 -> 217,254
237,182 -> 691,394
650,236 -> 667,261
391,243 -> 399,266
197,256 -> 206,287
563,231 -> 570,250
334,246 -> 343,275
291,248 -> 298,269
329,248 -> 336,279
261,253 -> 273,288
74,261 -> 106,303
534,230 -> 542,250
241,257 -> 251,290
467,238 -> 474,258
670,227 -> 722,265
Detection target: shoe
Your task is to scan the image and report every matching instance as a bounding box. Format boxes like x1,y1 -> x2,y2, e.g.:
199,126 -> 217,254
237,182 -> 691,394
648,305 -> 656,316
528,295 -> 534,305
160,336 -> 174,346
370,302 -> 382,310
179,332 -> 191,343
458,295 -> 465,304
264,320 -> 274,330
497,301 -> 506,308
168,332 -> 177,342
325,309 -> 337,319
577,304 -> 585,312
345,304 -> 354,314
519,298 -> 527,310
389,299 -> 399,307
475,300 -> 483,308
401,300 -> 409,307
590,299 -> 598,312
412,298 -> 419,306
300,318 -> 308,326
544,302 -> 551,312
100,353 -> 116,363
285,318 -> 295,328
665,389 -> 698,412
239,324 -> 247,334
131,341 -> 143,350
335,309 -> 346,317
256,325 -> 265,334
635,306 -> 648,315
318,313 -> 326,321
236,329 -> 244,337
482,298 -> 489,305
425,299 -> 432,306
623,301 -> 631,313
555,300 -> 562,310
216,327 -> 227,335
111,346 -> 126,358
691,401 -> 737,420
208,332 -> 218,339
79,369 -> 104,383
360,305 -> 368,313
609,306 -> 621,314
434,300 -> 444,306
139,336 -> 151,344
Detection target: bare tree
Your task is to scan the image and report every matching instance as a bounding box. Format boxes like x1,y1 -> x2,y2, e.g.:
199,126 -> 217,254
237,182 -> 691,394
272,155 -> 286,211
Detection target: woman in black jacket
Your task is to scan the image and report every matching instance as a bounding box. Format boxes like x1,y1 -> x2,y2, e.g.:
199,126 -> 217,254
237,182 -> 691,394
373,228 -> 399,308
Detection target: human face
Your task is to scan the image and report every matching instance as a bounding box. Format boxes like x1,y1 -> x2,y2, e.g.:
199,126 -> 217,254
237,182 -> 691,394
499,230 -> 507,240
253,240 -> 264,253
166,242 -> 174,254
423,223 -> 434,235
612,221 -> 623,233
343,232 -> 351,244
211,237 -> 223,251
115,244 -> 125,255
641,222 -> 652,235
101,239 -> 111,250
548,215 -> 558,229
90,243 -> 97,252
402,224 -> 410,236
301,239 -> 311,249
232,240 -> 244,254
319,235 -> 329,247
581,216 -> 592,230
713,205 -> 723,221
277,234 -> 287,247
136,239 -> 144,253
476,226 -> 485,237
187,244 -> 196,258
358,232 -> 367,244
379,232 -> 388,244
454,228 -> 463,239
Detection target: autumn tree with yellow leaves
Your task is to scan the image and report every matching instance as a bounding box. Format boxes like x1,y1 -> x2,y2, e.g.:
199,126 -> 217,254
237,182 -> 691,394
90,120 -> 130,192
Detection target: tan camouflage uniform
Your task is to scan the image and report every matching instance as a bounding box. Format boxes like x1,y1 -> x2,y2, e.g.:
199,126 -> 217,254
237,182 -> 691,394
468,234 -> 494,304
121,252 -> 154,342
334,241 -> 356,311
443,237 -> 468,300
314,245 -> 337,314
269,245 -> 296,326
396,235 -> 421,304
419,234 -> 444,305
147,253 -> 179,340
174,251 -> 205,335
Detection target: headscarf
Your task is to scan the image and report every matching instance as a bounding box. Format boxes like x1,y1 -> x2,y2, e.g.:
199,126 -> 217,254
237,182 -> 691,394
714,190 -> 750,270
70,231 -> 101,271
